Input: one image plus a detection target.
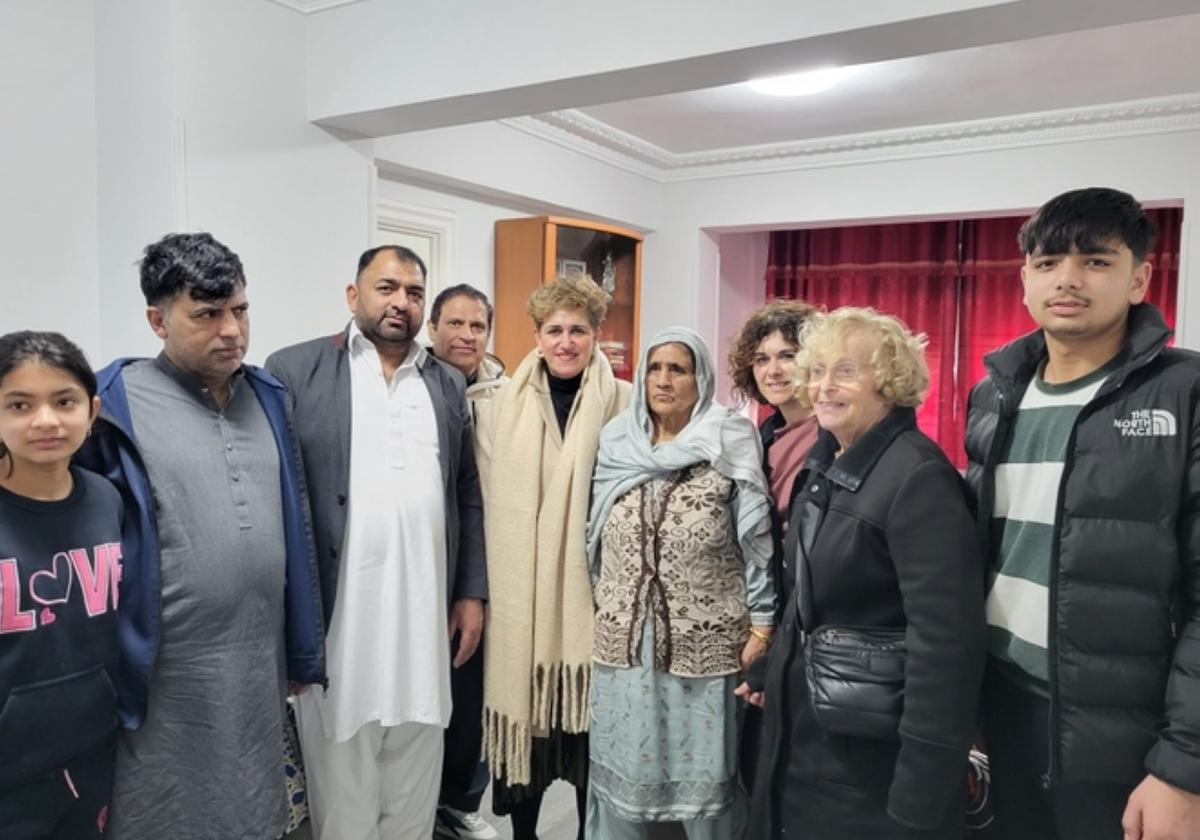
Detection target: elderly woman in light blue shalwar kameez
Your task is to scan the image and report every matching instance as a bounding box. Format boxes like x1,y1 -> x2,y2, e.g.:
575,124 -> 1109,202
585,327 -> 776,839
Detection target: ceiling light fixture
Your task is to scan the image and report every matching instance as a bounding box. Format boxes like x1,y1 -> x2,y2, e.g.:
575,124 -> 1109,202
747,67 -> 847,96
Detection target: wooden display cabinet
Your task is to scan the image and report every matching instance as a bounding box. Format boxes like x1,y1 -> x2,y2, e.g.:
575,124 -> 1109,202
494,216 -> 642,381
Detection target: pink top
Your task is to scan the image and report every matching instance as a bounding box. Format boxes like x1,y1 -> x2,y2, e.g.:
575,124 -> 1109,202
767,414 -> 820,516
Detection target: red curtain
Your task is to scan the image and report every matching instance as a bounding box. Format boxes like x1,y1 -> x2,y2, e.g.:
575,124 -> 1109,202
1146,207 -> 1182,331
766,223 -> 960,451
958,217 -> 1032,448
764,208 -> 1183,469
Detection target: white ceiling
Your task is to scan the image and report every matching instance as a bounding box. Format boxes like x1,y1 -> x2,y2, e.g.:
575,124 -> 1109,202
565,14 -> 1200,155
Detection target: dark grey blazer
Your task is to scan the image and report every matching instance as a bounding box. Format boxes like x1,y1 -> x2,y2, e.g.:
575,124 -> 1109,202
265,328 -> 487,629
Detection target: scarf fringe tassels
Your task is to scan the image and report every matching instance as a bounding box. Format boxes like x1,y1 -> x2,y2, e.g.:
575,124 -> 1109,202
483,662 -> 593,786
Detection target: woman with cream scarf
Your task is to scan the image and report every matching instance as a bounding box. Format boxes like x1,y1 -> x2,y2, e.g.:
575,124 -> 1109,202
476,275 -> 630,840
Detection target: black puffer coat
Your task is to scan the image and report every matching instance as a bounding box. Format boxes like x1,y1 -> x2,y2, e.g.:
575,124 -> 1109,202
965,303 -> 1200,793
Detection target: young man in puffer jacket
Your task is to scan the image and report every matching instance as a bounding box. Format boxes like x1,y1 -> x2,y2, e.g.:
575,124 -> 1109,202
966,187 -> 1200,840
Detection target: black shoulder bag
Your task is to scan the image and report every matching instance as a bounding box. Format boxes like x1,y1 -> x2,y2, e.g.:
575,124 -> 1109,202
794,478 -> 907,742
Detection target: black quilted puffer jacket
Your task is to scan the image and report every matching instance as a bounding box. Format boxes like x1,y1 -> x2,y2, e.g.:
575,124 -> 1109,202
965,303 -> 1200,793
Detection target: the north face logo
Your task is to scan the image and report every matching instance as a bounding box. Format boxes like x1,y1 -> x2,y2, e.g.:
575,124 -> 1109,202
1114,409 -> 1177,437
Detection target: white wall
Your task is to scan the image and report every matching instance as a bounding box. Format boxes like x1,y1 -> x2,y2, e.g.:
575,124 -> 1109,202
171,0 -> 374,363
91,0 -> 376,365
714,232 -> 769,402
95,0 -> 178,363
652,130 -> 1200,365
0,0 -> 100,358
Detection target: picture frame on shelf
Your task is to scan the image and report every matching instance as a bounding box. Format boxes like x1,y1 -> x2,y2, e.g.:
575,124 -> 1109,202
557,259 -> 588,278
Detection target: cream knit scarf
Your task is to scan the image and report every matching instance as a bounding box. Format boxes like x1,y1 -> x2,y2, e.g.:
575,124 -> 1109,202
482,348 -> 618,786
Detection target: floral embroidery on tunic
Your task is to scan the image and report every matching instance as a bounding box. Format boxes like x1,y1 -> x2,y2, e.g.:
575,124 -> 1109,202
593,464 -> 748,677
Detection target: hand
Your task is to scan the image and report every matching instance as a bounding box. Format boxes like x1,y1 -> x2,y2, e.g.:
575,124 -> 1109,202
448,597 -> 485,668
740,625 -> 772,671
287,682 -> 309,697
734,680 -> 765,708
1122,773 -> 1200,840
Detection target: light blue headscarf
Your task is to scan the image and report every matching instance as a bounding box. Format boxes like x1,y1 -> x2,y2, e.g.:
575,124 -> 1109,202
586,327 -> 772,576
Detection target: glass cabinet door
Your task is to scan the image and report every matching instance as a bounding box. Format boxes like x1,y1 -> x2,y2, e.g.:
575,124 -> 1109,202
554,225 -> 639,381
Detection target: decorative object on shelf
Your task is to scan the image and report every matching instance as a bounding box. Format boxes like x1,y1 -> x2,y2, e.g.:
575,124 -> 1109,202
601,252 -> 616,295
597,340 -> 627,375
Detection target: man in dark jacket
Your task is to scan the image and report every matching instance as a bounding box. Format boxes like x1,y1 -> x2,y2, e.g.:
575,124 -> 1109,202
966,188 -> 1200,840
266,246 -> 487,840
75,232 -> 326,840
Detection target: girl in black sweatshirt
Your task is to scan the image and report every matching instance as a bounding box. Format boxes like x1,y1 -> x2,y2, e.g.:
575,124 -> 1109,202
0,332 -> 122,839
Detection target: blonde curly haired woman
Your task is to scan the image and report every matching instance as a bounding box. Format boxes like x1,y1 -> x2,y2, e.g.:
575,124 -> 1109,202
745,307 -> 986,840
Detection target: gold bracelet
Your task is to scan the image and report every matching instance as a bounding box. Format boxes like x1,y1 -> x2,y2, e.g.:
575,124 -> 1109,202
748,626 -> 773,643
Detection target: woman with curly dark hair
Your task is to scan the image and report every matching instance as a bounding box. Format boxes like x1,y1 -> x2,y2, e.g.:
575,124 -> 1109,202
727,299 -> 818,599
728,300 -> 818,793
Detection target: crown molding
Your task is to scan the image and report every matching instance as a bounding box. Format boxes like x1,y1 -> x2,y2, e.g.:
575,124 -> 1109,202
525,93 -> 1200,182
523,111 -> 675,172
266,0 -> 366,14
499,116 -> 668,183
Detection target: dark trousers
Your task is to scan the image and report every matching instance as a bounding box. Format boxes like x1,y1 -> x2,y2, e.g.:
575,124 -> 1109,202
440,634 -> 489,813
0,741 -> 113,840
495,730 -> 588,840
739,703 -> 765,793
982,668 -> 1133,840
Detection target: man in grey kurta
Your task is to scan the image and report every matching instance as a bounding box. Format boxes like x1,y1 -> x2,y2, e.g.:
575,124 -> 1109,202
78,233 -> 326,840
111,358 -> 288,838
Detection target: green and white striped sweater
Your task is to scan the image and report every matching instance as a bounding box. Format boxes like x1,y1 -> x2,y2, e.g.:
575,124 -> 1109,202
985,361 -> 1116,694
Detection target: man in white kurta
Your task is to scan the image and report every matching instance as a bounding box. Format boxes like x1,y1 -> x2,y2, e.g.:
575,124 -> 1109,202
270,245 -> 487,840
294,324 -> 451,837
